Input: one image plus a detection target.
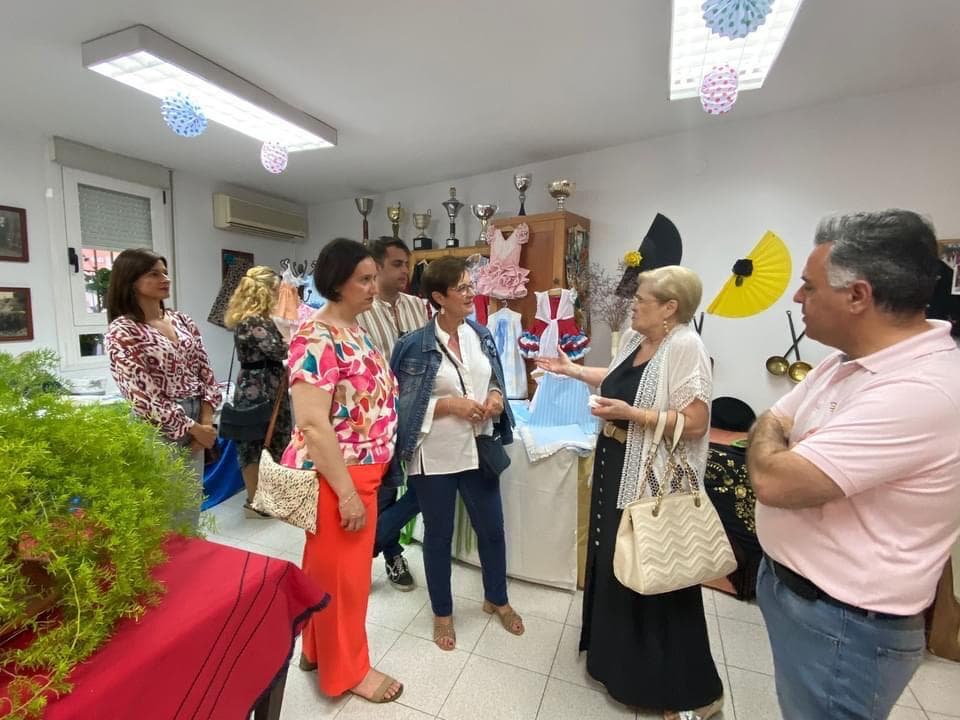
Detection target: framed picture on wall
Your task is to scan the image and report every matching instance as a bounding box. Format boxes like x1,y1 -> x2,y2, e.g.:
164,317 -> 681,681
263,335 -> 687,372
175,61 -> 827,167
938,240 -> 960,296
221,249 -> 255,280
0,205 -> 28,262
0,287 -> 34,341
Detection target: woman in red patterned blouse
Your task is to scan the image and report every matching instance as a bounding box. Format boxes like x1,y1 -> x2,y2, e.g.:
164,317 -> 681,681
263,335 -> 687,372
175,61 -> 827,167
105,249 -> 221,503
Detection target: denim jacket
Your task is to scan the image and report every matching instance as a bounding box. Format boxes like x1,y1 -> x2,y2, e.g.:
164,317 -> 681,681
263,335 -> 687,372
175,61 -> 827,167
385,316 -> 515,486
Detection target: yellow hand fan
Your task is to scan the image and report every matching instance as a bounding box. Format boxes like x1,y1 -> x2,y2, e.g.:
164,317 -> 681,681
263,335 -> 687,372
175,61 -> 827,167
707,231 -> 792,318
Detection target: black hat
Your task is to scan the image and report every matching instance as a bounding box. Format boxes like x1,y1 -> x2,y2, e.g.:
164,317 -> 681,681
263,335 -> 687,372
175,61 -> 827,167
710,396 -> 756,432
616,213 -> 683,297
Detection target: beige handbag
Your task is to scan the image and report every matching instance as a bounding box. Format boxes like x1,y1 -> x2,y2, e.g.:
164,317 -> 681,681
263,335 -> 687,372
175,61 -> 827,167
613,411 -> 737,595
251,376 -> 319,533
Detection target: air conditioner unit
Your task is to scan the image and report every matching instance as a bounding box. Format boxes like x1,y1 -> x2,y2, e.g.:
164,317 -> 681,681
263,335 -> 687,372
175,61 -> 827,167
212,193 -> 307,240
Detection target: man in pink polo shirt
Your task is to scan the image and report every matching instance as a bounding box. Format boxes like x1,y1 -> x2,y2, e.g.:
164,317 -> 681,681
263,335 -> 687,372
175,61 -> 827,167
748,209 -> 960,720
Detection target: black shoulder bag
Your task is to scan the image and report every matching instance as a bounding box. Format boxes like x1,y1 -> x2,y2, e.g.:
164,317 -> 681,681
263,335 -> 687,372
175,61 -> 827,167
218,344 -> 281,442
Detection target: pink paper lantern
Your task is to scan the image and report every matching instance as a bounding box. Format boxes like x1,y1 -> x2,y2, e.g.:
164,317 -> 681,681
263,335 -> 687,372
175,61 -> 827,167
699,65 -> 739,115
260,141 -> 288,174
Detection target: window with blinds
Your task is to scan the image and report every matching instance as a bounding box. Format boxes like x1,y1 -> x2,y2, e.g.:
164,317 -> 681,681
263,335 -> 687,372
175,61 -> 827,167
78,184 -> 154,251
59,167 -> 169,367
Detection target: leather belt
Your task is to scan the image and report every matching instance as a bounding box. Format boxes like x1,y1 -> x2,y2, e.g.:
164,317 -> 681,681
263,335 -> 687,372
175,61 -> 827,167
601,421 -> 627,444
766,555 -> 907,621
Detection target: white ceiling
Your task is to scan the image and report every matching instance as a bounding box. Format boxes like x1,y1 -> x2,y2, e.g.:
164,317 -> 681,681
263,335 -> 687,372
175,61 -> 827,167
2,0 -> 959,205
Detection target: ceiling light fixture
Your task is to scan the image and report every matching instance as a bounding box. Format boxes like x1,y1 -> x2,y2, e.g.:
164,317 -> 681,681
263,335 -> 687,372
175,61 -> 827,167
82,25 -> 337,151
669,0 -> 804,101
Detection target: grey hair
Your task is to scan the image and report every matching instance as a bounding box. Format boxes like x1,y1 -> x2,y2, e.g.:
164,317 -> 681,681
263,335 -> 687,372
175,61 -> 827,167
813,210 -> 940,315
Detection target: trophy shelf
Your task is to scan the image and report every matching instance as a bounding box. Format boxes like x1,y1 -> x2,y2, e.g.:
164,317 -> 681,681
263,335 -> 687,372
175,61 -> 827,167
409,246 -> 489,266
409,208 -> 590,334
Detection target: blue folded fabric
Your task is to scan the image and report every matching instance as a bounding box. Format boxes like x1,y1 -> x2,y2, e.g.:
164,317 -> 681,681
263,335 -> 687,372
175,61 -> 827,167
508,399 -> 532,425
529,373 -> 598,433
518,423 -> 597,461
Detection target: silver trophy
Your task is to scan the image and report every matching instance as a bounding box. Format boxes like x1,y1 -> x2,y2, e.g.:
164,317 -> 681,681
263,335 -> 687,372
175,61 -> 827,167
513,173 -> 532,216
441,187 -> 464,248
412,209 -> 433,250
354,197 -> 373,243
471,203 -> 498,245
547,179 -> 575,211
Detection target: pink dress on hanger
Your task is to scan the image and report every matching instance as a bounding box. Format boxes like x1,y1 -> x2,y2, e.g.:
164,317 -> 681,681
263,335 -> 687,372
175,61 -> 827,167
475,223 -> 530,300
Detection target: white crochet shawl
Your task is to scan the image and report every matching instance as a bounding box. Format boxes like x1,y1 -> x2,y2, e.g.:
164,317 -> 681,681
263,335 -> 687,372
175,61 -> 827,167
607,324 -> 713,509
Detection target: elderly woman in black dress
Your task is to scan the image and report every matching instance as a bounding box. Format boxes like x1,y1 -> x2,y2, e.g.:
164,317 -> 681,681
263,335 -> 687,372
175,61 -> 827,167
538,265 -> 721,720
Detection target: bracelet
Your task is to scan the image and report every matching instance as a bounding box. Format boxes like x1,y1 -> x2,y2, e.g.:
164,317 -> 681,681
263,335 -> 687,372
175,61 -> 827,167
338,491 -> 357,507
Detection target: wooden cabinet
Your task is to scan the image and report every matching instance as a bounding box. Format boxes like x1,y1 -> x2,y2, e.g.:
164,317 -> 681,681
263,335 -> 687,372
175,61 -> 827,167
409,210 -> 591,332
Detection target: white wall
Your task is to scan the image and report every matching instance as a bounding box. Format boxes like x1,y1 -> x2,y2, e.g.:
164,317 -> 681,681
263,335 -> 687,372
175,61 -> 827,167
0,128 -> 58,353
0,123 -> 302,384
306,81 -> 960,413
171,173 -> 301,380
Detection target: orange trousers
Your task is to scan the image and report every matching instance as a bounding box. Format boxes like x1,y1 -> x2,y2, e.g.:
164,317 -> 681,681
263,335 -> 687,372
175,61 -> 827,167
300,462 -> 386,696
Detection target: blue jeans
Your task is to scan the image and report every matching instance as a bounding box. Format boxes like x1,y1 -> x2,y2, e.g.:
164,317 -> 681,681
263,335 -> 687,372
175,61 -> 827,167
373,483 -> 420,560
756,558 -> 925,719
410,469 -> 509,616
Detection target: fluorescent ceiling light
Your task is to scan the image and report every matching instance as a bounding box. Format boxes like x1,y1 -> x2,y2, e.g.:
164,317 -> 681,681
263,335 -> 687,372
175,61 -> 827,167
670,0 -> 804,101
82,25 -> 336,151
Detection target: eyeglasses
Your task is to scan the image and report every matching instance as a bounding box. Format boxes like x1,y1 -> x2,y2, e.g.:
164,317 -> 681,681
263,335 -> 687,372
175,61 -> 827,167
452,283 -> 476,295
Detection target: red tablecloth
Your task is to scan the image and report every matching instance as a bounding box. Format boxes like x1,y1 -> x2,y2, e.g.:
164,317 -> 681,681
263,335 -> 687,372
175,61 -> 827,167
2,536 -> 328,719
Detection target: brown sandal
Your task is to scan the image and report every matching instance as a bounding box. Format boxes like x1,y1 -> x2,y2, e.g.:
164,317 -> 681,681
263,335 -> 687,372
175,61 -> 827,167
351,674 -> 404,704
482,600 -> 525,635
433,616 -> 456,651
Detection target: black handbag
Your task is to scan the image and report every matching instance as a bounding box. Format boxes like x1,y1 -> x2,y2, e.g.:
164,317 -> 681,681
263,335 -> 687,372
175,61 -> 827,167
218,347 -> 280,442
476,433 -> 511,479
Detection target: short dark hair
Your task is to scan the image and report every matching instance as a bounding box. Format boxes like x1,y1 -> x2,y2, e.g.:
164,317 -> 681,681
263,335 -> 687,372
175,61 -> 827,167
421,256 -> 467,309
370,236 -> 411,266
313,238 -> 373,302
814,210 -> 940,315
106,248 -> 167,323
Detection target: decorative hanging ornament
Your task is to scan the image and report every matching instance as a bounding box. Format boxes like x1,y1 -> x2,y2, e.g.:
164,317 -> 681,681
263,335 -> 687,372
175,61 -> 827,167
699,64 -> 739,115
160,93 -> 207,137
260,141 -> 288,174
701,0 -> 774,40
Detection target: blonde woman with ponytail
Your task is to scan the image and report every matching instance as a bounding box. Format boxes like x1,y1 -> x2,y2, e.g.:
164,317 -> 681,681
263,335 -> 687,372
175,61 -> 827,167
224,266 -> 291,517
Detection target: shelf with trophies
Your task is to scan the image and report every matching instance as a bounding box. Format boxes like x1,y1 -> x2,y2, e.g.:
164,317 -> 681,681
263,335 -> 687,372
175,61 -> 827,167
409,180 -> 590,341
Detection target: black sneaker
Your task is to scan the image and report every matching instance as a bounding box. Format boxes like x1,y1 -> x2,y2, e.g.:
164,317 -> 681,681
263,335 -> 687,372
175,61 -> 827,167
385,554 -> 416,592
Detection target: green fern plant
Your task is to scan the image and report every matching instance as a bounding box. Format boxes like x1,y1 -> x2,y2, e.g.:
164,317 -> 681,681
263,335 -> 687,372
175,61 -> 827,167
0,350 -> 203,718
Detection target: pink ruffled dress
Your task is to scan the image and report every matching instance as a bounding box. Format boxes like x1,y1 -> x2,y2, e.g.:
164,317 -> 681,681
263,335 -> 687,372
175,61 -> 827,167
475,223 -> 530,300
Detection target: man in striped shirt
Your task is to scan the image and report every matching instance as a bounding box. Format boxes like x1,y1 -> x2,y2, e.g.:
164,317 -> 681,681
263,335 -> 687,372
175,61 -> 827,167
359,237 -> 428,591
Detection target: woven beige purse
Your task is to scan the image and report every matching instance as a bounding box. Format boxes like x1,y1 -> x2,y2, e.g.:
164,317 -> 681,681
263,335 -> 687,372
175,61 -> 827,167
613,411 -> 737,595
251,376 -> 319,533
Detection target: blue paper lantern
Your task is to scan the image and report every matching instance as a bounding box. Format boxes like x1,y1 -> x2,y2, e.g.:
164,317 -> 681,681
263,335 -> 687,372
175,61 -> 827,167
702,0 -> 774,40
160,93 -> 208,137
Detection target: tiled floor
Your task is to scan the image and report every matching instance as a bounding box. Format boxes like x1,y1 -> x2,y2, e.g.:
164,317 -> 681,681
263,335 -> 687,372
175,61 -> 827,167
203,492 -> 958,719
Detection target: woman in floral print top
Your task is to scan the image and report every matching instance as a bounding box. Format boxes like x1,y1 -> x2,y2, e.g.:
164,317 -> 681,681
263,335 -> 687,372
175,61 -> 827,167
224,266 -> 291,517
279,239 -> 403,705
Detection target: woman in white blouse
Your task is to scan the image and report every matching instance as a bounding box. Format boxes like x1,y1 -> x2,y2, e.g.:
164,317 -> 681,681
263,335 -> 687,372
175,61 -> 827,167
389,257 -> 523,651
